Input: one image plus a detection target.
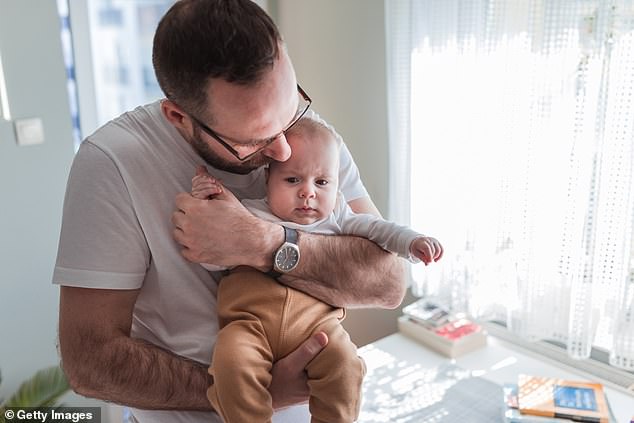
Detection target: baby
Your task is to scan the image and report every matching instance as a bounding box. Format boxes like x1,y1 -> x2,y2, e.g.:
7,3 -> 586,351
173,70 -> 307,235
192,116 -> 443,423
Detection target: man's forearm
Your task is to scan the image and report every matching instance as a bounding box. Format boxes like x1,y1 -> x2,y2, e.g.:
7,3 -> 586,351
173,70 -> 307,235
63,332 -> 213,411
279,232 -> 407,309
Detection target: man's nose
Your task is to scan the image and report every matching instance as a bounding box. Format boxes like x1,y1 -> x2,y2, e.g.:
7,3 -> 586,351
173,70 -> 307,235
261,133 -> 291,162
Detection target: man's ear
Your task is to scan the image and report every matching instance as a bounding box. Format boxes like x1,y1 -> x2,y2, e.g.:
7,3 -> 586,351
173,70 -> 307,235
160,99 -> 191,132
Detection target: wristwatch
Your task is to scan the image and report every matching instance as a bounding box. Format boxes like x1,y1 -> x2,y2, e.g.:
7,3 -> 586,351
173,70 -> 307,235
271,226 -> 300,276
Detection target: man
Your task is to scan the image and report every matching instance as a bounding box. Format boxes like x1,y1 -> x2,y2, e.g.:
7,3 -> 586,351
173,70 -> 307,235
54,1 -> 406,422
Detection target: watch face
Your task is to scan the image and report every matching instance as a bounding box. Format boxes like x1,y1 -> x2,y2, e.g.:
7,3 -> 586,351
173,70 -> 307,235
275,245 -> 299,271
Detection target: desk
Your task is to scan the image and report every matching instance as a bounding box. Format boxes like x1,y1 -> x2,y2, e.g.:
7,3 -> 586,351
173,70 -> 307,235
359,333 -> 633,422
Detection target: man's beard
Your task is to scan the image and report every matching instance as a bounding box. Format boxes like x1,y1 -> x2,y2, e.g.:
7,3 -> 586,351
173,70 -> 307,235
189,128 -> 272,175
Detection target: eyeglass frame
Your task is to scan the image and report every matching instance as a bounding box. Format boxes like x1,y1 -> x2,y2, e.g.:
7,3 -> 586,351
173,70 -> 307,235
188,84 -> 312,162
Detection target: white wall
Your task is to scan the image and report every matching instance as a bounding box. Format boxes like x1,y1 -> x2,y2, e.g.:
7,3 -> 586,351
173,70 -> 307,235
277,0 -> 389,212
0,0 -> 86,408
275,0 -> 416,346
0,2 -> 120,419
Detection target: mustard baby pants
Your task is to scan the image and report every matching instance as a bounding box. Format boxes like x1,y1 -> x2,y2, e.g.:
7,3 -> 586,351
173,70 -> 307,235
207,269 -> 365,423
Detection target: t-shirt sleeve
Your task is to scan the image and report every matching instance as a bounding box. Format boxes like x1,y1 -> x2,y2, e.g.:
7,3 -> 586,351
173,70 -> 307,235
338,142 -> 369,202
306,110 -> 369,202
52,141 -> 150,289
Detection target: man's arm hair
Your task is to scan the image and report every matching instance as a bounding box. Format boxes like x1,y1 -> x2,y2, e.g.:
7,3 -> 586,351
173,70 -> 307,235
280,234 -> 406,308
279,196 -> 407,309
59,286 -> 213,410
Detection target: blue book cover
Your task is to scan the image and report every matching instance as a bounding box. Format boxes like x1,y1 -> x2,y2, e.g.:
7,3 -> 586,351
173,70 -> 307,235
517,375 -> 610,423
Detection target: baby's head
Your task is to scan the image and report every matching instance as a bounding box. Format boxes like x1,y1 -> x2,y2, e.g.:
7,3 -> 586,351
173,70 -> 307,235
267,116 -> 340,225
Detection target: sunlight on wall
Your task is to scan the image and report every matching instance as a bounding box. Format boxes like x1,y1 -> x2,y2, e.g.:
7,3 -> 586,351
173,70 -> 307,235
0,48 -> 11,120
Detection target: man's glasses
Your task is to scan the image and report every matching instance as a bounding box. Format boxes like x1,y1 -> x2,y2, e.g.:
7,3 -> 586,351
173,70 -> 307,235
190,84 -> 312,161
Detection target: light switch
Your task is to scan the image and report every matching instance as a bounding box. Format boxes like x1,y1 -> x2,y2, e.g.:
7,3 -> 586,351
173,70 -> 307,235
14,117 -> 44,146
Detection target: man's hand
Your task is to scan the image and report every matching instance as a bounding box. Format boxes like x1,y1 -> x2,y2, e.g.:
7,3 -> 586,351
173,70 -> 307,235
410,236 -> 444,265
269,332 -> 328,410
172,166 -> 283,269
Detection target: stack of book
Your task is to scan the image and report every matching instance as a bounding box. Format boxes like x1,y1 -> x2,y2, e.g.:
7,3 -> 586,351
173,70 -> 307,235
503,374 -> 616,422
398,299 -> 487,358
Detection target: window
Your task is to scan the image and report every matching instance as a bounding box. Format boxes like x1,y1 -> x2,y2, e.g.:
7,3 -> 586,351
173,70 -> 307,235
387,0 -> 634,372
58,0 -> 175,145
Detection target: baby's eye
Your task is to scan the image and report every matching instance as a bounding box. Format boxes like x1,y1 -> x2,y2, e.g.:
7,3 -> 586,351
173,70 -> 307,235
316,179 -> 329,186
286,177 -> 300,183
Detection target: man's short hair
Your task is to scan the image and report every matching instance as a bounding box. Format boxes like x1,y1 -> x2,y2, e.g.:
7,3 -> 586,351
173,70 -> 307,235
152,0 -> 281,116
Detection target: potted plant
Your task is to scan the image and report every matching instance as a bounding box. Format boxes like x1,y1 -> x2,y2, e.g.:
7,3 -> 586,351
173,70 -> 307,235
0,366 -> 70,423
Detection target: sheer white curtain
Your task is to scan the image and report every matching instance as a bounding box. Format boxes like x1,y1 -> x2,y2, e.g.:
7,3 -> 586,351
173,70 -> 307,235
386,0 -> 634,369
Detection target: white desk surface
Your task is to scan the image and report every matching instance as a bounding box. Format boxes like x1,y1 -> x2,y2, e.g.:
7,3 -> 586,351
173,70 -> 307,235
362,333 -> 633,422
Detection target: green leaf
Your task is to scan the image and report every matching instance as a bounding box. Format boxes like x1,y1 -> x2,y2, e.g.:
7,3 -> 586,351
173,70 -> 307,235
1,366 -> 70,408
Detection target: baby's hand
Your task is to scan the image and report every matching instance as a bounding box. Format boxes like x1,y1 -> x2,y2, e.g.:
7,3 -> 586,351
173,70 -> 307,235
410,236 -> 444,265
191,165 -> 223,200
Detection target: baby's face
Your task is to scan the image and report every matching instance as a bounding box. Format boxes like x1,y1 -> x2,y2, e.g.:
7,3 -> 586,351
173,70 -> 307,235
267,131 -> 339,225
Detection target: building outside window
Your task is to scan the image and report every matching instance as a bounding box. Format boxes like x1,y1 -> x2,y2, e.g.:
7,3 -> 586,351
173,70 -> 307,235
58,0 -> 175,146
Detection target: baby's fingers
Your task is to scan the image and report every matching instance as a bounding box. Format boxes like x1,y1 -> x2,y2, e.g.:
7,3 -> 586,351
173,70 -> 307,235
414,245 -> 433,265
431,239 -> 444,261
191,180 -> 223,199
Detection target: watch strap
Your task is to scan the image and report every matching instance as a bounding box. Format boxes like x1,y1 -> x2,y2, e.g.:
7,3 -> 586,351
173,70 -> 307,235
267,269 -> 282,279
284,226 -> 298,245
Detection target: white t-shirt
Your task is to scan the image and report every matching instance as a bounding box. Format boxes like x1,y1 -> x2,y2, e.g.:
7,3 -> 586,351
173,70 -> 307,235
52,102 -> 368,423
